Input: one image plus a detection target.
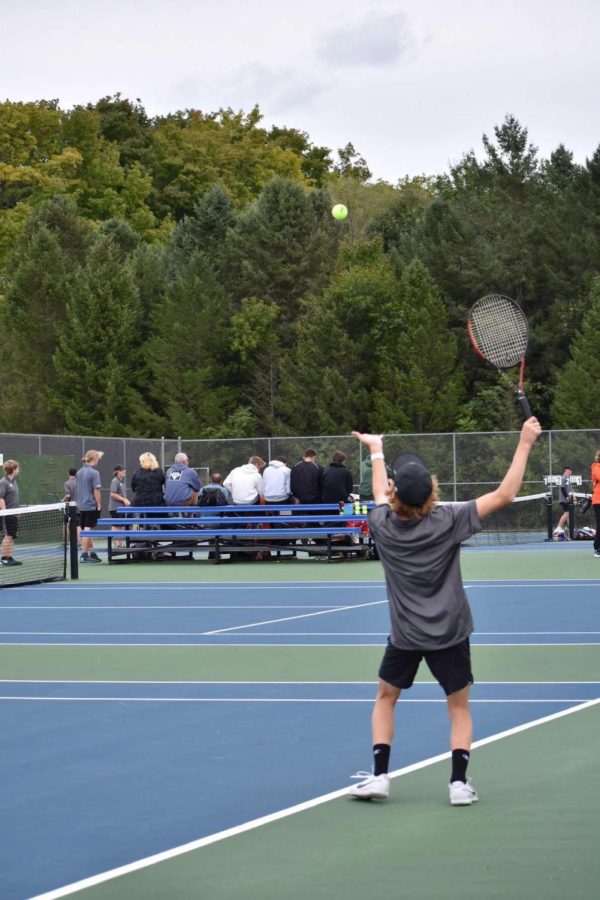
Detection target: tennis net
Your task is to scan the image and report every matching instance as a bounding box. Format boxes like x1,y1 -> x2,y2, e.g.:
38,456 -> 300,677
0,502 -> 70,587
462,492 -> 553,545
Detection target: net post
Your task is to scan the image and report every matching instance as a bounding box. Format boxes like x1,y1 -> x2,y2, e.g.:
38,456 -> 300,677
67,503 -> 79,580
568,495 -> 575,541
545,492 -> 553,541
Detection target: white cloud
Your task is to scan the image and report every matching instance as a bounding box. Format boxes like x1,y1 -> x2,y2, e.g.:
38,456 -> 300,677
316,10 -> 413,68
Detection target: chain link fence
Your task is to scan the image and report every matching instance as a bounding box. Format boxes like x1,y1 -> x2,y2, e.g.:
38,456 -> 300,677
1,429 -> 598,509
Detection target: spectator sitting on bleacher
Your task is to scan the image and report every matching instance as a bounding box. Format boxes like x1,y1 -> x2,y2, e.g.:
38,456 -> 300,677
165,453 -> 202,506
263,457 -> 291,504
224,457 -> 265,506
321,450 -> 354,504
199,473 -> 232,506
290,448 -> 324,507
131,452 -> 165,509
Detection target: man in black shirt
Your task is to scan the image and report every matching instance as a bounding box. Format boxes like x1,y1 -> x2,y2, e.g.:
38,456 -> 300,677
290,449 -> 323,506
321,450 -> 354,503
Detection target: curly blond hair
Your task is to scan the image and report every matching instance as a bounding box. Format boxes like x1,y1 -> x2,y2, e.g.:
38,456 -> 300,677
139,452 -> 159,470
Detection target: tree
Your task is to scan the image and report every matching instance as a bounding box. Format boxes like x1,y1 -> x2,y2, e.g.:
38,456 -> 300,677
144,252 -> 241,436
223,177 -> 340,333
0,198 -> 92,431
147,106 -> 304,219
551,278 -> 600,427
50,233 -> 145,434
371,259 -> 464,433
169,184 -> 236,265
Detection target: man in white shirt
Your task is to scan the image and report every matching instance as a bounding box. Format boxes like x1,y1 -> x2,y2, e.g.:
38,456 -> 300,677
224,456 -> 266,506
262,457 -> 291,504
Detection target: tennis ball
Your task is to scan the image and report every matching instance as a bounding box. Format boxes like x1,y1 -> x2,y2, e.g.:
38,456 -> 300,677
332,204 -> 348,221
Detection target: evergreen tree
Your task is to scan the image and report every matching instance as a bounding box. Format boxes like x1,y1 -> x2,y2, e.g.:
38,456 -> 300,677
50,233 -> 145,434
0,198 -> 91,431
170,184 -> 236,267
277,239 -> 403,433
371,259 -> 464,433
551,278 -> 600,428
223,176 -> 340,333
144,252 -> 240,436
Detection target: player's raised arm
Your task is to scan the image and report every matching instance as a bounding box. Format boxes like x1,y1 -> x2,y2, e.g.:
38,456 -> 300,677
476,417 -> 542,519
351,432 -> 388,505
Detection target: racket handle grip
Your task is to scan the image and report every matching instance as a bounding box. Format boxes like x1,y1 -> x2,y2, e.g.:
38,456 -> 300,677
517,392 -> 532,421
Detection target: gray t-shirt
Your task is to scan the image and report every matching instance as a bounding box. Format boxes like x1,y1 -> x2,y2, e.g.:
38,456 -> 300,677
76,465 -> 101,511
368,500 -> 481,651
63,477 -> 77,506
0,476 -> 19,510
108,477 -> 127,511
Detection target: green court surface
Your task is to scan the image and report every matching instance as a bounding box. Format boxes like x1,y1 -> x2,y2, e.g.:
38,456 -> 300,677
67,703 -> 600,900
71,544 -> 600,583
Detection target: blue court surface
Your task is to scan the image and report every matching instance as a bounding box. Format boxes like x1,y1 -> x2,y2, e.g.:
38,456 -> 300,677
0,578 -> 598,899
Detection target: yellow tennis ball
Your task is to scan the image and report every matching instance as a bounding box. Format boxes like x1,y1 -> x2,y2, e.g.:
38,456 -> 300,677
332,204 -> 348,221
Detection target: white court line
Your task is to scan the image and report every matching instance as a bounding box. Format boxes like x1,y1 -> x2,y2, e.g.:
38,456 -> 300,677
28,697 -> 600,900
15,583 -> 385,590
1,679 -> 599,685
2,641 -> 600,647
0,605 -> 355,610
0,697 -> 593,704
203,599 -> 386,635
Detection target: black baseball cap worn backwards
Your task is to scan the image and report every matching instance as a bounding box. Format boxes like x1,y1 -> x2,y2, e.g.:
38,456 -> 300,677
392,453 -> 433,506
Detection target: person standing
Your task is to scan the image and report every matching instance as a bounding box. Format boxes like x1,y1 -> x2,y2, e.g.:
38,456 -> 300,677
0,460 -> 22,567
348,417 -> 541,807
77,450 -> 103,563
592,450 -> 600,558
554,465 -> 573,540
320,450 -> 354,504
63,466 -> 81,548
109,465 -> 131,547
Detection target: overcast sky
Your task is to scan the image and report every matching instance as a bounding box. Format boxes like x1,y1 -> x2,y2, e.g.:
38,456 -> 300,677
2,0 -> 599,183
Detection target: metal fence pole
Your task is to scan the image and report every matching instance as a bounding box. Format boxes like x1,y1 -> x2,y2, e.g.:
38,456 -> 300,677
452,432 -> 457,501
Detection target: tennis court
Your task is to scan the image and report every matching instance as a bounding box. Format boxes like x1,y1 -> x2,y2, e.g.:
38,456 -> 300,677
0,547 -> 599,899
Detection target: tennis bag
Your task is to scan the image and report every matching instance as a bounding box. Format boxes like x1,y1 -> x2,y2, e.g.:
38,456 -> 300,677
198,486 -> 228,506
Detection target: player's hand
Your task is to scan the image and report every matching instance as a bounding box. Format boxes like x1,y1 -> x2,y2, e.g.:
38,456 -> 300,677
351,431 -> 384,453
521,417 -> 542,446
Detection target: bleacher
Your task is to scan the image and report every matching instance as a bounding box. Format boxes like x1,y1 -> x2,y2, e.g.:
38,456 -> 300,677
93,504 -> 373,563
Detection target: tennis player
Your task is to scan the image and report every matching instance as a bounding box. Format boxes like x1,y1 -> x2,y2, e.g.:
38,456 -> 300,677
349,417 -> 541,806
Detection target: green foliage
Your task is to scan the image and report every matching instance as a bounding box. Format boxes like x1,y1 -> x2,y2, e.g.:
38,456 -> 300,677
551,277 -> 600,427
143,251 -> 242,437
50,234 -> 145,435
223,177 -> 340,331
2,98 -> 600,438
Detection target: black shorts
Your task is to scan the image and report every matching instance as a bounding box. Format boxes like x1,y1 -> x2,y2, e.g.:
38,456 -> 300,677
559,502 -> 570,512
80,510 -> 100,529
378,637 -> 473,696
1,515 -> 18,538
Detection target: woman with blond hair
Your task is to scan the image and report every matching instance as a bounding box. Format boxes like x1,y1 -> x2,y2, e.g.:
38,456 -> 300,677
131,452 -> 165,510
591,450 -> 600,558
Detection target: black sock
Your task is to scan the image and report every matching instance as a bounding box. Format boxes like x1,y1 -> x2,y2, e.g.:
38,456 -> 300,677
373,743 -> 391,776
451,749 -> 470,783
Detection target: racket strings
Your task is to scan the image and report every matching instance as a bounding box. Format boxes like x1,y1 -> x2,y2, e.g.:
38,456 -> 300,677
468,294 -> 528,368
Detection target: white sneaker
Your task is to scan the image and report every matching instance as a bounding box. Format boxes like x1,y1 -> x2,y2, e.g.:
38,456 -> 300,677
449,778 -> 479,806
594,551 -> 600,558
349,772 -> 390,800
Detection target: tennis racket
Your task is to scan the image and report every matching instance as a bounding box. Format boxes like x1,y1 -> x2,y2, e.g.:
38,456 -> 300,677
467,293 -> 532,421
